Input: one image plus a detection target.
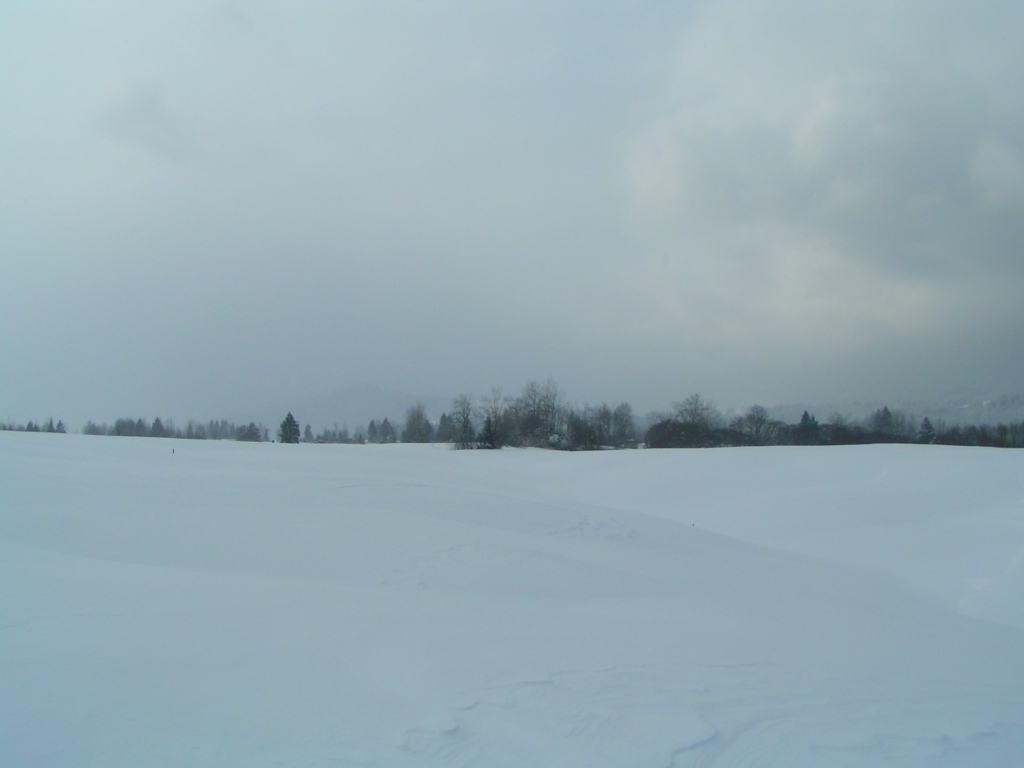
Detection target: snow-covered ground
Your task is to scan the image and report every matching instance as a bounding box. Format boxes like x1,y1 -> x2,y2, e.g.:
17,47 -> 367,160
2,433 -> 1023,766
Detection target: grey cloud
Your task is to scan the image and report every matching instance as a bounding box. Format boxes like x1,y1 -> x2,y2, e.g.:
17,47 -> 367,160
621,0 -> 1024,373
971,134 -> 1024,210
104,84 -> 198,163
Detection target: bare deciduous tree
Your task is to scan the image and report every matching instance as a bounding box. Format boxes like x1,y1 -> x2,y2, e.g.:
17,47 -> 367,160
673,394 -> 721,430
451,394 -> 475,449
479,387 -> 513,447
612,403 -> 635,446
516,377 -> 565,445
732,404 -> 778,446
402,403 -> 434,443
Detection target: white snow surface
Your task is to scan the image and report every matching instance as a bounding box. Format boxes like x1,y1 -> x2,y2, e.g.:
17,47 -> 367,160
2,433 -> 1024,766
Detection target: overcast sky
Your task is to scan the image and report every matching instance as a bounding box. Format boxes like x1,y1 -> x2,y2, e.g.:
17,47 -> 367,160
2,1 -> 1023,424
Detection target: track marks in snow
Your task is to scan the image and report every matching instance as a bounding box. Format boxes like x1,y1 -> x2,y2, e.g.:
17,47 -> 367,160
395,668 -> 715,767
670,683 -> 1024,767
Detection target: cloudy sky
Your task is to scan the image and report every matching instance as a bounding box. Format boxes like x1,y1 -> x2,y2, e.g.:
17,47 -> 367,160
2,1 -> 1023,424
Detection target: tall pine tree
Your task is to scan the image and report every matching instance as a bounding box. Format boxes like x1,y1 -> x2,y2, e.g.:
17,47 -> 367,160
279,413 -> 300,444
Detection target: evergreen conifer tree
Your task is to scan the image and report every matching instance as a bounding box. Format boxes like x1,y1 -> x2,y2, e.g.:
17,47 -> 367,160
435,413 -> 454,443
279,413 -> 301,444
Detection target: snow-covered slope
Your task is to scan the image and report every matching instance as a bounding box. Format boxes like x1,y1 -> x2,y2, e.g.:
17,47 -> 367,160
2,434 -> 1023,766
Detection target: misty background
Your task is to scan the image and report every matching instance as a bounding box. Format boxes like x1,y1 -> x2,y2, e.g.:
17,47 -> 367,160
2,1 -> 1023,428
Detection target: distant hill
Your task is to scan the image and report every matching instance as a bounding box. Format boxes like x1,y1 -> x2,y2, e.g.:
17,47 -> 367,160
768,391 -> 1024,427
252,384 -> 452,433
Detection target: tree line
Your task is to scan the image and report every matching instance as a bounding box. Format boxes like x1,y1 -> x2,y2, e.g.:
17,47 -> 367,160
1,418 -> 66,433
276,380 -> 636,450
436,385 -> 1024,450
643,396 -> 1024,449
82,418 -> 267,442
10,380 -> 1024,450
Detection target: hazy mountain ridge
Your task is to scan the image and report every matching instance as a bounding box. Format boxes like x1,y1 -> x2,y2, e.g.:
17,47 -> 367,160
768,391 -> 1024,427
251,384 -> 451,433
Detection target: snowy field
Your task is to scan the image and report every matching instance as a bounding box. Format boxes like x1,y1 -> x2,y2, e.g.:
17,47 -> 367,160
2,433 -> 1024,767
